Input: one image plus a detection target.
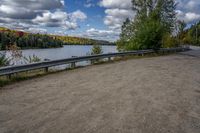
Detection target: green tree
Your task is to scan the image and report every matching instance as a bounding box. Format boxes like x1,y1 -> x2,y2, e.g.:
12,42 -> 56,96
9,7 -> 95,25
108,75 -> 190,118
179,22 -> 200,46
177,20 -> 186,34
162,33 -> 178,48
90,45 -> 103,64
117,0 -> 177,51
23,55 -> 41,64
132,0 -> 176,31
176,20 -> 186,44
117,18 -> 136,51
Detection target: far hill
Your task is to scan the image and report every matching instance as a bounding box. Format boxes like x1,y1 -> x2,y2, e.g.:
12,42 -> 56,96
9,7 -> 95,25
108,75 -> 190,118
55,35 -> 114,45
0,27 -> 115,50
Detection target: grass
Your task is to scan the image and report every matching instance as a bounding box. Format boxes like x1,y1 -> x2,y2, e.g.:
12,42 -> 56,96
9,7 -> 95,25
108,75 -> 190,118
0,69 -> 45,87
0,66 -> 85,88
0,52 -> 175,88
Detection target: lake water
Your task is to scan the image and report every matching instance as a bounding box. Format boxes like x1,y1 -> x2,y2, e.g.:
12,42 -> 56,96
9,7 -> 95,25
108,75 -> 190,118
1,45 -> 117,67
21,45 -> 117,60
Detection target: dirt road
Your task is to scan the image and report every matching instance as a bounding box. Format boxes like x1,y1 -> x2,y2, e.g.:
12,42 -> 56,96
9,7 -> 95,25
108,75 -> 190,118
0,53 -> 200,133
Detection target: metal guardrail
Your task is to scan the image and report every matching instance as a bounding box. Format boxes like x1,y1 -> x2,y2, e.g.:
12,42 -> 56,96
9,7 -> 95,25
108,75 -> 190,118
0,47 -> 189,77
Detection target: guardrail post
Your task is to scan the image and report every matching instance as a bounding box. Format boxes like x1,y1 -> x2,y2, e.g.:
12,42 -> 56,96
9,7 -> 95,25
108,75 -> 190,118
45,67 -> 48,73
163,50 -> 165,54
7,74 -> 12,80
167,49 -> 170,54
162,50 -> 165,55
108,57 -> 111,61
71,62 -> 76,68
90,59 -> 93,64
121,55 -> 125,58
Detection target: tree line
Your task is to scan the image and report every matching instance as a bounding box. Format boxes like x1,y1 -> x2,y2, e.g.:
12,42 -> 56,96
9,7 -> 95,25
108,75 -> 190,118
56,36 -> 96,45
56,36 -> 114,45
0,31 -> 64,50
0,28 -> 114,51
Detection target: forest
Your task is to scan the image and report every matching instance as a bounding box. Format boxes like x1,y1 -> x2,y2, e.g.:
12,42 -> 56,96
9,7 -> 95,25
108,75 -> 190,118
0,27 -> 64,50
0,27 -> 114,50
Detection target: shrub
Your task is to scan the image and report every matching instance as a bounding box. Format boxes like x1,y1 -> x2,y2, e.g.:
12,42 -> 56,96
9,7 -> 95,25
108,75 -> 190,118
0,53 -> 9,67
162,33 -> 179,48
91,45 -> 103,55
23,55 -> 41,64
127,18 -> 166,51
90,45 -> 103,64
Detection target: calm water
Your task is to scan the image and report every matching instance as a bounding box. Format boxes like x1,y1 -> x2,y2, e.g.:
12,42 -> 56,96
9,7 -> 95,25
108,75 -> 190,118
21,45 -> 117,60
1,45 -> 117,67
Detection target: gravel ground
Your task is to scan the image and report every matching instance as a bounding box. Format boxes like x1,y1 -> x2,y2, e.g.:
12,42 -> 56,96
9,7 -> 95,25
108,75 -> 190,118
0,52 -> 200,133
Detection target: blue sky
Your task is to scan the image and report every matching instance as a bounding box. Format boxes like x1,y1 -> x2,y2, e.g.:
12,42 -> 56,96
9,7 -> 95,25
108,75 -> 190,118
0,0 -> 200,42
63,0 -> 108,36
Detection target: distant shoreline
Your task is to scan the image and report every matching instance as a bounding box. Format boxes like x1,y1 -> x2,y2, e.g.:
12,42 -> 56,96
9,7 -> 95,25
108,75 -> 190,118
0,44 -> 116,52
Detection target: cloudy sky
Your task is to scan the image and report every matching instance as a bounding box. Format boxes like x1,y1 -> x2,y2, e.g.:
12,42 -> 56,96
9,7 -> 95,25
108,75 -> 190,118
0,0 -> 200,42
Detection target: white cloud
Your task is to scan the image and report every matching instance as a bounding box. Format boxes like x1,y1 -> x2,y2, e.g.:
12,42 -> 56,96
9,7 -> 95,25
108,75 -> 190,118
65,21 -> 78,30
70,10 -> 87,22
100,0 -> 135,30
0,5 -> 17,14
0,0 -> 87,31
104,9 -> 135,29
32,10 -> 87,29
105,9 -> 134,19
185,12 -> 200,23
84,0 -> 95,8
176,10 -> 200,23
84,28 -> 120,41
0,0 -> 64,19
99,0 -> 132,9
26,28 -> 47,34
87,28 -> 119,36
32,10 -> 67,27
176,0 -> 200,23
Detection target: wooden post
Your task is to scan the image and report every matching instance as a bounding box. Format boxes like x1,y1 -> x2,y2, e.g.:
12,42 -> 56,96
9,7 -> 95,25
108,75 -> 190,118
71,62 -> 76,68
7,74 -> 12,80
14,73 -> 18,78
90,60 -> 93,65
121,55 -> 125,58
108,57 -> 111,61
45,67 -> 48,73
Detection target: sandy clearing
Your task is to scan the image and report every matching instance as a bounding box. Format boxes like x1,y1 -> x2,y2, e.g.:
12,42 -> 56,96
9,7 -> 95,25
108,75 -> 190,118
0,53 -> 200,133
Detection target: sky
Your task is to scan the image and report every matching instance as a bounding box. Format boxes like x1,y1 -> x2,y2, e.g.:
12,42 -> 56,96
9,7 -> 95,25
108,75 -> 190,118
0,0 -> 200,42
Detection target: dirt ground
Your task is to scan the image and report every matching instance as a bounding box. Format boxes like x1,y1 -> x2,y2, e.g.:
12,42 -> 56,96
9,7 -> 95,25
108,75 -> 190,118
0,52 -> 200,133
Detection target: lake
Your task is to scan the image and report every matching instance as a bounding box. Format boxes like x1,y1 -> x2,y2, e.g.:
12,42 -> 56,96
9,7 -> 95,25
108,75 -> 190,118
21,45 -> 117,60
1,45 -> 117,67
